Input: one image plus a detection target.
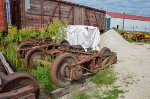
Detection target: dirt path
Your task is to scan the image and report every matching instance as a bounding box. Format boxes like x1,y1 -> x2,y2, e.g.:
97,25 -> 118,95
100,29 -> 150,99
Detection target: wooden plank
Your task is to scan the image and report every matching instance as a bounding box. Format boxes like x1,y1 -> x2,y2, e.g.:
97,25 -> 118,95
49,74 -> 92,99
18,0 -> 106,31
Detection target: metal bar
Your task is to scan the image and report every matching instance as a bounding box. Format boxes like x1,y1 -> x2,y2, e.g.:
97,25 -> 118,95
0,85 -> 34,99
67,5 -> 73,21
122,12 -> 125,30
41,0 -> 44,27
90,58 -> 96,70
73,5 -> 75,24
27,12 -> 75,18
85,9 -> 90,25
67,53 -> 112,70
59,2 -> 61,20
94,10 -> 99,27
22,0 -> 26,27
81,66 -> 96,74
0,52 -> 14,74
48,3 -> 59,23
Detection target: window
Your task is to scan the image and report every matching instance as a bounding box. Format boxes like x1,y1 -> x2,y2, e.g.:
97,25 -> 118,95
25,0 -> 30,11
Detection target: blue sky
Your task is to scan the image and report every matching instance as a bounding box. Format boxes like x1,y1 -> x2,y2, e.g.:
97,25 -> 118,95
66,0 -> 150,17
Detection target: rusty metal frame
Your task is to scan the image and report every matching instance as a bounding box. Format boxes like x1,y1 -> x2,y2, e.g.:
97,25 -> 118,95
85,9 -> 90,25
0,85 -> 35,99
94,10 -> 99,27
48,3 -> 59,23
67,5 -> 74,22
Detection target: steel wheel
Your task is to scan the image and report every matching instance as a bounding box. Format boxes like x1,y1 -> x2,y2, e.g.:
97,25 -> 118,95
1,72 -> 39,99
59,40 -> 70,46
25,47 -> 43,68
16,42 -> 33,59
99,47 -> 111,56
44,38 -> 53,44
108,53 -> 117,64
50,53 -> 78,88
58,40 -> 70,50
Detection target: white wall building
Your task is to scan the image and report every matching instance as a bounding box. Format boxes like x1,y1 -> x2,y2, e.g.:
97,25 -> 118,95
106,12 -> 150,32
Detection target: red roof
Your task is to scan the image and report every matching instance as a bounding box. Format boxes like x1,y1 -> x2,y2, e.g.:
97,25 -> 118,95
107,12 -> 150,22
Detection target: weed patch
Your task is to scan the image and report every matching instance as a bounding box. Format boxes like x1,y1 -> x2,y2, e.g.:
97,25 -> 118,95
0,19 -> 67,95
31,65 -> 56,95
91,68 -> 117,85
92,87 -> 125,99
71,91 -> 89,99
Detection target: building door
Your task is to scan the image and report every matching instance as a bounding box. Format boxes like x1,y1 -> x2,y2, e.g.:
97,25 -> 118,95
106,18 -> 111,31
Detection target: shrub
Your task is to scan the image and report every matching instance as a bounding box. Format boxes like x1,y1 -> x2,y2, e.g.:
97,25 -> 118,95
47,19 -> 67,42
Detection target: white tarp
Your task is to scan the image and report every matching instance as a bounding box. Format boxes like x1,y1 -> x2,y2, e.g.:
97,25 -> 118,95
66,25 -> 101,51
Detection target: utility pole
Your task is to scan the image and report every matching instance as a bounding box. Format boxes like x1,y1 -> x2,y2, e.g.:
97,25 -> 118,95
122,12 -> 125,30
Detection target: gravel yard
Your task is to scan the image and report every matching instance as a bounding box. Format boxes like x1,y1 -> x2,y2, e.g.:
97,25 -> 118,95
100,29 -> 150,99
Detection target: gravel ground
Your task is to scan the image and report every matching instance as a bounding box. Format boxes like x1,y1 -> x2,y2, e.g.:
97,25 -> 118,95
100,29 -> 150,99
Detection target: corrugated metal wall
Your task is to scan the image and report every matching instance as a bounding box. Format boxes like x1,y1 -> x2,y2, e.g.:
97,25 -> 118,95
109,18 -> 150,32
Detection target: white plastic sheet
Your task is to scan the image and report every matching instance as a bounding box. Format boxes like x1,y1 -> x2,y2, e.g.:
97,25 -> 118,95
66,25 -> 101,51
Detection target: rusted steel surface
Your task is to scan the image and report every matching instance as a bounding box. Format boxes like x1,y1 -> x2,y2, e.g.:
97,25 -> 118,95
0,52 -> 39,99
0,0 -> 7,32
11,0 -> 106,32
16,39 -> 117,88
16,38 -> 53,59
19,42 -> 117,88
49,47 -> 117,88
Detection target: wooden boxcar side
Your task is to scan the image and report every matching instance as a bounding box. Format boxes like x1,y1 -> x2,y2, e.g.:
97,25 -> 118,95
0,0 -> 7,32
11,0 -> 106,32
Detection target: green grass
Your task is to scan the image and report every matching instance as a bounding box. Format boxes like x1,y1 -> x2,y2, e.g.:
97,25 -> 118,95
0,31 -> 2,41
92,87 -> 125,99
31,65 -> 56,95
91,68 -> 117,85
71,91 -> 89,99
104,88 -> 124,99
31,56 -> 56,95
0,20 -> 67,95
71,86 -> 125,99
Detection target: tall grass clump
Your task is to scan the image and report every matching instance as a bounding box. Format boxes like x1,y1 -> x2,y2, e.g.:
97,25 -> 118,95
31,60 -> 56,94
72,91 -> 89,99
92,87 -> 124,99
91,68 -> 117,85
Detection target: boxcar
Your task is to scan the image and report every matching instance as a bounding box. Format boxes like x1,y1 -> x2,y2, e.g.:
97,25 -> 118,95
10,0 -> 106,32
0,0 -> 7,33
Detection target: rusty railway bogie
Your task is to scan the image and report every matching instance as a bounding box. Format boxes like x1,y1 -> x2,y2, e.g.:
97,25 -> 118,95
17,39 -> 117,88
0,52 -> 39,99
50,47 -> 117,87
16,39 -> 70,59
23,44 -> 117,88
24,44 -> 88,68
